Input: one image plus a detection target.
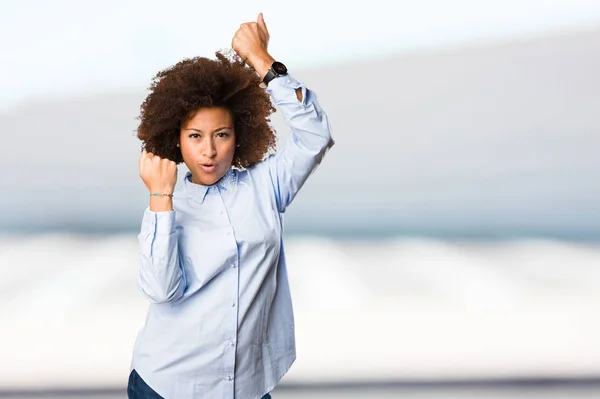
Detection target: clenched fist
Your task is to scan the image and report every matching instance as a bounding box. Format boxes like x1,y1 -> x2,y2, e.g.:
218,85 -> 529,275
231,12 -> 275,79
139,149 -> 178,194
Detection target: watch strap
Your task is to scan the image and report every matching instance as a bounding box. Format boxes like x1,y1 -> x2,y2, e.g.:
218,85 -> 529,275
262,61 -> 288,87
262,68 -> 278,86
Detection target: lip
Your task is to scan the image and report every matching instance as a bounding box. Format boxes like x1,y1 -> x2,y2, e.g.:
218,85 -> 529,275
198,163 -> 217,173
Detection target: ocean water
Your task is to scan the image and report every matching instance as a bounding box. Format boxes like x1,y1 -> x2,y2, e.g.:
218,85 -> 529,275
1,233 -> 599,394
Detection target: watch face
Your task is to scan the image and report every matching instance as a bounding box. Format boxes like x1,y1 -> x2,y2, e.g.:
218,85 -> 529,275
272,61 -> 287,75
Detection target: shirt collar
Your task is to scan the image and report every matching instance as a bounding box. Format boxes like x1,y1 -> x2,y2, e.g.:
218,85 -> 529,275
183,169 -> 237,203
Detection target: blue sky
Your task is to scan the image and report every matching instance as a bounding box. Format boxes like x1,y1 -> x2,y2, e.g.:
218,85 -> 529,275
2,0 -> 600,109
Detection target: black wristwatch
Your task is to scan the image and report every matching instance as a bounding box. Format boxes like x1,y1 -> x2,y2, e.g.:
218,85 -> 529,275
262,61 -> 288,87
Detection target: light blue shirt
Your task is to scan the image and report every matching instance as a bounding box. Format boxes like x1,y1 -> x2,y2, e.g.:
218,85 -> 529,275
130,74 -> 334,399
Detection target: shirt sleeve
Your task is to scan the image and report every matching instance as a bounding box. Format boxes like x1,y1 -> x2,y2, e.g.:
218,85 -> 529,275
264,74 -> 334,213
137,208 -> 186,304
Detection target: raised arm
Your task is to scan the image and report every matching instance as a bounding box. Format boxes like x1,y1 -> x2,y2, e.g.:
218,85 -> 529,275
137,150 -> 185,303
232,13 -> 334,212
265,75 -> 333,211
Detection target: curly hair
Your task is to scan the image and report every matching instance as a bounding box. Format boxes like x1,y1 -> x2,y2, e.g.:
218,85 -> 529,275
137,50 -> 277,169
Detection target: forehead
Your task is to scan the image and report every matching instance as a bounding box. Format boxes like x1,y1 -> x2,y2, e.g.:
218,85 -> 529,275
183,106 -> 233,129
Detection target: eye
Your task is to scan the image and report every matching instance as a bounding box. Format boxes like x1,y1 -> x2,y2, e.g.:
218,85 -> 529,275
216,132 -> 229,138
189,133 -> 200,139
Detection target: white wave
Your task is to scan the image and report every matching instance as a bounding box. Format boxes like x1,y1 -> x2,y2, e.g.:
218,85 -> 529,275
0,235 -> 599,388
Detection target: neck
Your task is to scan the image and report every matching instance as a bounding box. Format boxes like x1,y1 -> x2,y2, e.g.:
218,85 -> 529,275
190,171 -> 227,186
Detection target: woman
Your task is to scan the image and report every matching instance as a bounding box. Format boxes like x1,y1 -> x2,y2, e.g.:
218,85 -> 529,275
128,13 -> 334,399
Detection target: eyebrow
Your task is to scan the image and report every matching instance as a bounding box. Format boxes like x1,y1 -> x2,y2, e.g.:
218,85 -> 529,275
184,127 -> 232,133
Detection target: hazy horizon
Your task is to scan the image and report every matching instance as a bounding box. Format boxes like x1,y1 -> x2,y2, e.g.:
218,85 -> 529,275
2,27 -> 600,238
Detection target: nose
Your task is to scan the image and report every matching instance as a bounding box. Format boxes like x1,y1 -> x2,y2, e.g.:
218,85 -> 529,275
202,138 -> 217,158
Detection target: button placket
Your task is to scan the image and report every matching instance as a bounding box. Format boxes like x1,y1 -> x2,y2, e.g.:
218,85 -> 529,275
218,182 -> 239,388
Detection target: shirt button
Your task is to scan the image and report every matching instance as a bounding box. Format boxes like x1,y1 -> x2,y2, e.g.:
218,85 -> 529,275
231,263 -> 236,268
232,302 -> 236,307
286,79 -> 292,84
226,375 -> 233,381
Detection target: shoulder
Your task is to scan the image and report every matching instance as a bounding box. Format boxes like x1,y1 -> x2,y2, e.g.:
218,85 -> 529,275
238,154 -> 277,179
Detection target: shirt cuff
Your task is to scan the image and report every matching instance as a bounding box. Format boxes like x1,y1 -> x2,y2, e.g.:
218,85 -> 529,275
265,74 -> 307,106
142,207 -> 176,236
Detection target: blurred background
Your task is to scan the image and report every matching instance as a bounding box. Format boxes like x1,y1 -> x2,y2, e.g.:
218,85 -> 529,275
1,0 -> 600,398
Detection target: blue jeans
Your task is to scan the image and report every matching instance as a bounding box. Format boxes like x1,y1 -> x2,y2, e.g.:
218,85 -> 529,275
127,369 -> 272,398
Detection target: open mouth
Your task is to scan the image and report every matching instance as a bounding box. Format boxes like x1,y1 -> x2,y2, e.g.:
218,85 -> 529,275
199,163 -> 217,173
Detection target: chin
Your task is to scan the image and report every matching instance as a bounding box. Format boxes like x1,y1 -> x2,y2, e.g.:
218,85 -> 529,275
194,171 -> 224,186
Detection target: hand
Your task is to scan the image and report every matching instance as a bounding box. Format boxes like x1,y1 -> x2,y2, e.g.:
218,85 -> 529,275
231,12 -> 275,78
139,149 -> 177,194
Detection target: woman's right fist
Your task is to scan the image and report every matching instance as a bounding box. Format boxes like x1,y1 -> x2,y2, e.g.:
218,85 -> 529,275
139,149 -> 178,193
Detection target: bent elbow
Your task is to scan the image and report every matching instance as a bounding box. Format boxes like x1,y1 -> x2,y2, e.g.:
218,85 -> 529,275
140,280 -> 185,304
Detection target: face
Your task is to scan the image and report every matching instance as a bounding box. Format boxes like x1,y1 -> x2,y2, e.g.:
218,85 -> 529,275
179,106 -> 236,186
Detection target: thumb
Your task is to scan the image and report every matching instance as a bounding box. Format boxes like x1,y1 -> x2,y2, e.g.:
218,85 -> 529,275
257,12 -> 269,35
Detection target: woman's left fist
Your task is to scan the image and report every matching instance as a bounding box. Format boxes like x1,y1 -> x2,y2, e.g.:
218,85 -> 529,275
232,13 -> 275,76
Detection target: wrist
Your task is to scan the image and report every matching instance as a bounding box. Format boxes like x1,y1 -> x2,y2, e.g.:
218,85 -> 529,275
248,53 -> 275,79
149,195 -> 173,212
149,187 -> 174,194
